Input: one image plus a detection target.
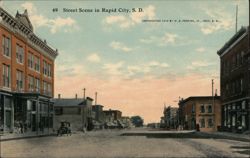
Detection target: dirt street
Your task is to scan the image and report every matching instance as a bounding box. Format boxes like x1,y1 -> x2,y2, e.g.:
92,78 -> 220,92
1,129 -> 249,158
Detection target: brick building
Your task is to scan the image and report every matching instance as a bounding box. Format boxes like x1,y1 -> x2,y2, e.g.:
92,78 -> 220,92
178,96 -> 221,132
103,109 -> 122,122
217,26 -> 250,132
0,8 -> 58,134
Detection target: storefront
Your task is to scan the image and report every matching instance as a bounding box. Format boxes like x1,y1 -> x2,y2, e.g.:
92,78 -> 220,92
0,91 -> 54,135
222,99 -> 249,133
14,93 -> 54,135
0,91 -> 14,133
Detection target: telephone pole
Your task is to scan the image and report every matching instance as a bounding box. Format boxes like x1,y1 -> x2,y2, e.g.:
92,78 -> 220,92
212,79 -> 215,130
95,92 -> 97,105
82,88 -> 86,131
235,4 -> 238,33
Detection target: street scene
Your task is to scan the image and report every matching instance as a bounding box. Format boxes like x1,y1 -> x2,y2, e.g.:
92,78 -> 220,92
0,0 -> 250,157
1,129 -> 250,158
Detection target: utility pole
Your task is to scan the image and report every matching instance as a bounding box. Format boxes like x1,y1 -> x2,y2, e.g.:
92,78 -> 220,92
82,88 -> 86,132
236,4 -> 238,33
95,92 -> 97,105
212,79 -> 215,131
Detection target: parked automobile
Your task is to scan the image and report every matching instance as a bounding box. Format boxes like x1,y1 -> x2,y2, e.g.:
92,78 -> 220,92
57,121 -> 71,136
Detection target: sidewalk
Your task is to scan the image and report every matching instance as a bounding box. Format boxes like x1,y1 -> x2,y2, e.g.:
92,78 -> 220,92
0,132 -> 56,142
197,131 -> 250,142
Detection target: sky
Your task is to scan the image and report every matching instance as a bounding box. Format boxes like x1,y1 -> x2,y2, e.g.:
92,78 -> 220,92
2,0 -> 249,123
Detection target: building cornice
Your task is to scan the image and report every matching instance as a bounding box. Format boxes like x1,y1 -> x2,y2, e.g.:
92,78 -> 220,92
0,7 -> 58,60
217,26 -> 248,57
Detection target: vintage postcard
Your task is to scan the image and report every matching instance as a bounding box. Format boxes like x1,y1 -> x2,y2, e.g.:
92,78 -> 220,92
0,0 -> 249,157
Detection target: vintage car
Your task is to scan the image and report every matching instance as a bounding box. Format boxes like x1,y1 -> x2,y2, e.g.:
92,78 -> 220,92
57,121 -> 72,136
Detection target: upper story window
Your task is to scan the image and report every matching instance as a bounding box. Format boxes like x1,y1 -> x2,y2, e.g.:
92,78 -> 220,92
34,78 -> 40,92
2,35 -> 11,58
207,105 -> 212,113
2,64 -> 11,88
28,52 -> 34,69
16,70 -> 24,91
200,104 -> 205,113
43,60 -> 52,78
191,104 -> 195,113
28,75 -> 34,92
34,56 -> 40,72
16,44 -> 24,64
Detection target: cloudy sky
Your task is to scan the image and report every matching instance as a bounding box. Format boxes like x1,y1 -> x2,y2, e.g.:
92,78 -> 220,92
2,0 -> 249,123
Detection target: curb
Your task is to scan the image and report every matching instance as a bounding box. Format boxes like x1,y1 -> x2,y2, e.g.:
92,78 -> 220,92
0,133 -> 57,142
197,132 -> 250,142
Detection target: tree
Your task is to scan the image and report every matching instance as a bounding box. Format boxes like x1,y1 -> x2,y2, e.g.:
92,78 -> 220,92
130,116 -> 144,127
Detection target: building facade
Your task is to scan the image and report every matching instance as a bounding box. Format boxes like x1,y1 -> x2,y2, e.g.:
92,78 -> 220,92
53,96 -> 93,131
217,26 -> 250,132
178,96 -> 221,132
0,8 -> 58,134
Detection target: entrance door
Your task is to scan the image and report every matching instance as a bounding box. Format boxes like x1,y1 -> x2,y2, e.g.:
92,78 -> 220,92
32,114 -> 36,131
5,110 -> 11,129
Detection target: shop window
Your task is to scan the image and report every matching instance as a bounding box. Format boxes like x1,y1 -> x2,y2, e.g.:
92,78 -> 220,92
242,101 -> 246,109
232,115 -> 236,126
242,116 -> 245,127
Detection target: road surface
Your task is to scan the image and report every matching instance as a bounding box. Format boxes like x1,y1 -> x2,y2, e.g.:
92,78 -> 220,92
1,129 -> 249,158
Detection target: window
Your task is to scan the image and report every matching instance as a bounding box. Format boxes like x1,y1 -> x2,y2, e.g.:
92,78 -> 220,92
16,70 -> 24,90
2,35 -> 11,57
35,78 -> 40,92
48,83 -> 51,95
43,60 -> 52,77
28,53 -> 34,69
2,64 -> 11,88
242,116 -> 245,127
200,118 -> 205,128
207,105 -> 212,113
241,51 -> 244,64
240,78 -> 243,92
242,101 -> 246,109
232,115 -> 236,126
34,56 -> 40,72
43,61 -> 47,76
207,118 -> 213,128
55,107 -> 63,115
200,105 -> 205,113
48,64 -> 51,77
43,81 -> 47,94
191,104 -> 195,113
28,75 -> 34,91
236,53 -> 240,66
16,44 -> 24,64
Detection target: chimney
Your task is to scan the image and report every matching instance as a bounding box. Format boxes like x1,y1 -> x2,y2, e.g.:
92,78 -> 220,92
75,94 -> 78,99
58,94 -> 61,99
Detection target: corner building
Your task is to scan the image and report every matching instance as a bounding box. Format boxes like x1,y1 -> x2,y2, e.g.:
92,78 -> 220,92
217,26 -> 250,133
0,8 -> 58,134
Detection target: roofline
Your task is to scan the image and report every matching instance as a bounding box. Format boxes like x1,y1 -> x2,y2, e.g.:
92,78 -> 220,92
217,26 -> 248,57
0,7 -> 58,59
179,96 -> 221,104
